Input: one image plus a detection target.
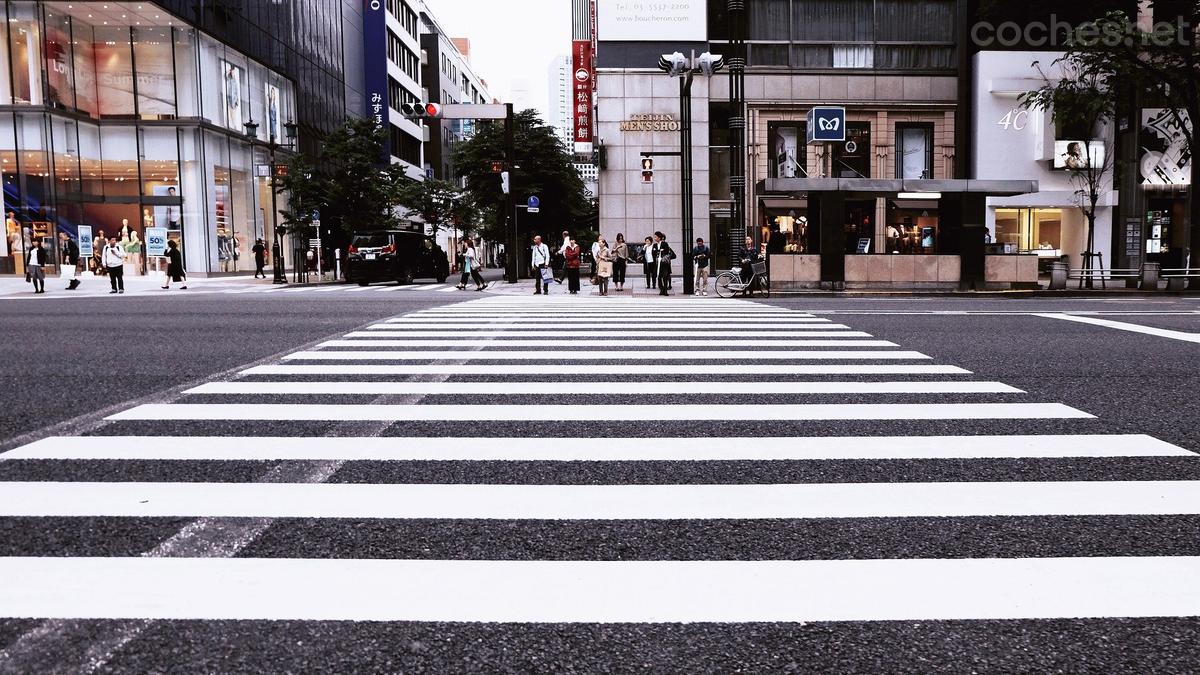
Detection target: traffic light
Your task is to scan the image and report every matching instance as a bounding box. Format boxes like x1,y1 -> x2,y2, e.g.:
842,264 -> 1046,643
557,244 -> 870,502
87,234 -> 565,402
640,156 -> 653,184
697,52 -> 725,77
400,102 -> 442,119
500,170 -> 510,195
657,52 -> 688,77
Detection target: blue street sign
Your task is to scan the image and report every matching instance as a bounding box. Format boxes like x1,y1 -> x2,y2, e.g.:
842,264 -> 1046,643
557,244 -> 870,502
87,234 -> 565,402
527,196 -> 540,209
425,167 -> 434,180
806,106 -> 846,143
146,228 -> 168,256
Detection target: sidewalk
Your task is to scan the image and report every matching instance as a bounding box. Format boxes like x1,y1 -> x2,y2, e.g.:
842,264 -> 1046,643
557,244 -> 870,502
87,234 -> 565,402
486,276 -> 706,298
0,270 -> 275,297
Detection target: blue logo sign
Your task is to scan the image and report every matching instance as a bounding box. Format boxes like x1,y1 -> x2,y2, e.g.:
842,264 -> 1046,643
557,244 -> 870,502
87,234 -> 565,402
527,196 -> 540,209
806,107 -> 846,143
146,227 -> 168,256
78,225 -> 93,257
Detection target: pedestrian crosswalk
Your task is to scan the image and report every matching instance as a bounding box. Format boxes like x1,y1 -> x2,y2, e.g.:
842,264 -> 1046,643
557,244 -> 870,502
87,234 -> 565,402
1,295 -> 1198,668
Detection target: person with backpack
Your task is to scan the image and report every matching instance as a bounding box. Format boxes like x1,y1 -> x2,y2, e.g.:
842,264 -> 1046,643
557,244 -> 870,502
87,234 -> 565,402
102,236 -> 126,294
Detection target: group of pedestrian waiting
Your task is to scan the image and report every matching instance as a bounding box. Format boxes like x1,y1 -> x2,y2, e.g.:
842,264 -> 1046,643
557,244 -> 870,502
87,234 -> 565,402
531,230 -> 695,297
23,233 -> 187,295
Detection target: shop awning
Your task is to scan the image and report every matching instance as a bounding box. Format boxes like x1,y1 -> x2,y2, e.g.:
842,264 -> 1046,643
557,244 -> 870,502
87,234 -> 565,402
758,178 -> 1039,198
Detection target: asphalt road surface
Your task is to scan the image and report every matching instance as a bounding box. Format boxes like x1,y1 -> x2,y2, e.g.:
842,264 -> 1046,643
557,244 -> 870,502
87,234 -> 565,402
1,288 -> 1199,673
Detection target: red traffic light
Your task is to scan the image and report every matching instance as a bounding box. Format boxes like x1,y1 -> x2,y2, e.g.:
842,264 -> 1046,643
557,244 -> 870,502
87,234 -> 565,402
424,103 -> 442,118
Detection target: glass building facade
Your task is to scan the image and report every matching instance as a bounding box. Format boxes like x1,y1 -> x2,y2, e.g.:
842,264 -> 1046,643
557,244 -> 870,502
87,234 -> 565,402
0,1 -> 304,277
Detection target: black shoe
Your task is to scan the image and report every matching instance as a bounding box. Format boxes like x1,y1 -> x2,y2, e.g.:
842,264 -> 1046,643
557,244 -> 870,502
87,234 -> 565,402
109,290 -> 118,294
119,290 -> 124,294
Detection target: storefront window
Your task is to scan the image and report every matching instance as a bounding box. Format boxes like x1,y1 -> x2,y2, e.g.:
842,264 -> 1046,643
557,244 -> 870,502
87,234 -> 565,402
994,208 -> 1064,255
887,199 -> 939,253
832,123 -> 870,178
95,26 -> 136,118
44,12 -> 75,110
141,128 -> 180,197
174,28 -> 200,118
134,27 -> 177,119
72,22 -> 99,117
5,4 -> 43,105
896,123 -> 933,179
844,200 -> 876,252
767,209 -> 811,253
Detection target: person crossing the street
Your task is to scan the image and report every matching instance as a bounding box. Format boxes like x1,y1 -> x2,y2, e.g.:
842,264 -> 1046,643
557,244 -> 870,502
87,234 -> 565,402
162,239 -> 187,290
252,238 -> 267,279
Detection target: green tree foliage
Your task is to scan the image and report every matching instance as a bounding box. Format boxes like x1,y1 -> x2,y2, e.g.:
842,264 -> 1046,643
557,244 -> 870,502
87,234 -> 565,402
1021,59 -> 1117,285
452,109 -> 594,246
393,177 -> 479,236
275,152 -> 324,236
1045,3 -> 1199,281
318,118 -> 409,234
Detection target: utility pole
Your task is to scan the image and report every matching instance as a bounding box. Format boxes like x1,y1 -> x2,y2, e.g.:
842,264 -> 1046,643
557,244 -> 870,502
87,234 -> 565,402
679,68 -> 695,295
503,103 -> 518,283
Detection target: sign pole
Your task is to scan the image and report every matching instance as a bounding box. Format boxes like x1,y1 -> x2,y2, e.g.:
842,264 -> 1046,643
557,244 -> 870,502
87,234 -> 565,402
504,103 -> 518,284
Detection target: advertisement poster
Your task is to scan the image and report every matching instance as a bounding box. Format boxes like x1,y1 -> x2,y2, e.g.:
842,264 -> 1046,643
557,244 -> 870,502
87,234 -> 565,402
572,40 -> 593,154
145,227 -> 167,257
153,185 -> 181,228
135,38 -> 176,116
221,60 -> 244,130
770,124 -> 803,178
94,42 -> 136,114
44,22 -> 74,109
597,0 -> 706,41
78,225 -> 93,257
1053,141 -> 1105,170
1140,108 -> 1192,185
264,83 -> 282,142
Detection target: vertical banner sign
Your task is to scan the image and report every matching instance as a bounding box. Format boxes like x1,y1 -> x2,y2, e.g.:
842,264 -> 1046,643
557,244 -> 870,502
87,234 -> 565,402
146,228 -> 168,257
78,225 -> 93,257
572,40 -> 593,155
363,0 -> 389,155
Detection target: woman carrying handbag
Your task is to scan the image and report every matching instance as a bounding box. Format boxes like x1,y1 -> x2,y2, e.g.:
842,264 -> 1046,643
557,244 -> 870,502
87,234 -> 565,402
611,233 -> 628,292
595,237 -> 613,296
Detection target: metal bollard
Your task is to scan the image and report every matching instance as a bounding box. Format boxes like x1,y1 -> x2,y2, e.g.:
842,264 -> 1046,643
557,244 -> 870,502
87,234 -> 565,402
1139,262 -> 1160,290
1049,261 -> 1068,290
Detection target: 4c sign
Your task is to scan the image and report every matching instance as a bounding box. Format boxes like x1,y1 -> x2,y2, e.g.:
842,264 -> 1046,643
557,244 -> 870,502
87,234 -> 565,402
806,106 -> 847,143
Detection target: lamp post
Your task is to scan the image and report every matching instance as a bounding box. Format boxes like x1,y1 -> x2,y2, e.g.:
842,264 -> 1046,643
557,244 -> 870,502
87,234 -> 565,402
245,119 -> 298,284
658,51 -> 723,295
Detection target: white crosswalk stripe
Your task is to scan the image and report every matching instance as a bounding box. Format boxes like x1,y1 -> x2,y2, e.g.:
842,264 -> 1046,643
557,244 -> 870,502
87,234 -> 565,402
1,293 -> 1196,651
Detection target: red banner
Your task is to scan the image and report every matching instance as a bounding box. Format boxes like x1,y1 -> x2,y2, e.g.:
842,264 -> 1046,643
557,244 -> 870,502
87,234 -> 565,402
572,39 -> 593,152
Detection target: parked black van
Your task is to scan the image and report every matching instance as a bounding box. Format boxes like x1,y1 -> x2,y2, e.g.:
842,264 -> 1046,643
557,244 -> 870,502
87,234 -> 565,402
345,230 -> 450,285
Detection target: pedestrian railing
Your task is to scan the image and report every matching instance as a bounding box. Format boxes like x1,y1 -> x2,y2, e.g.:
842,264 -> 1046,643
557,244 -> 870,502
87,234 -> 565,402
1161,268 -> 1200,291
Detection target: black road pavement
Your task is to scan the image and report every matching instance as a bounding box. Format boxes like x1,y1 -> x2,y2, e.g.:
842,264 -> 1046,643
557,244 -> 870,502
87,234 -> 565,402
0,290 -> 1198,673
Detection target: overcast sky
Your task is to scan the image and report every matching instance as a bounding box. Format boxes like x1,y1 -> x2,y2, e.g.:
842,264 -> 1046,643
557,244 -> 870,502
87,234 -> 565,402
423,0 -> 573,121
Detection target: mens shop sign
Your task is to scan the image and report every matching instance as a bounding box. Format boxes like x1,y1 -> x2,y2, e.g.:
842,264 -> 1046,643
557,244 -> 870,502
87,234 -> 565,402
807,107 -> 846,143
620,114 -> 681,132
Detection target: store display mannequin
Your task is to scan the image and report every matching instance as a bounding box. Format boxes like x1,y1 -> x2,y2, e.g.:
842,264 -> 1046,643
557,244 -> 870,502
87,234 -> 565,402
126,230 -> 143,273
6,212 -> 22,274
143,208 -> 153,230
121,218 -> 130,241
93,229 -> 106,275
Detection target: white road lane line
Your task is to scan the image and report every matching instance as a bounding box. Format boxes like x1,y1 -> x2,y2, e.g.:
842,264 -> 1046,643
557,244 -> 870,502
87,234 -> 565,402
385,317 -> 833,323
6,556 -> 1200,623
7,433 -> 1185,462
242,364 -> 972,376
282,350 -> 929,361
344,286 -> 377,292
348,330 -> 870,337
311,286 -> 348,292
179,380 -> 1021,396
1035,313 -> 1200,344
107,402 -> 1090,422
316,339 -> 900,348
0,479 -> 1187,520
434,286 -> 461,292
363,323 -> 860,331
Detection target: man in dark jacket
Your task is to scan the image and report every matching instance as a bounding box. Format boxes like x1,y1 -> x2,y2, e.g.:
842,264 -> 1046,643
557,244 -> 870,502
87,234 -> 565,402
652,231 -> 674,296
60,232 -> 80,290
741,236 -> 762,296
692,237 -> 711,296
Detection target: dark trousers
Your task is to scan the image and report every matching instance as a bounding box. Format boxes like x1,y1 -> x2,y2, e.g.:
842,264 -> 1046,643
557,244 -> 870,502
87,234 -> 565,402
613,258 -> 626,284
657,266 -> 671,295
255,257 -> 265,277
644,262 -> 656,288
108,265 -> 124,291
566,267 -> 581,292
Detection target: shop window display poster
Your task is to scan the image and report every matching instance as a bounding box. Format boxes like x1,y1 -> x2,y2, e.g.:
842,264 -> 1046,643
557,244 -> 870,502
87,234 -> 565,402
1140,109 -> 1192,186
265,83 -> 281,142
221,60 -> 244,131
152,185 -> 181,228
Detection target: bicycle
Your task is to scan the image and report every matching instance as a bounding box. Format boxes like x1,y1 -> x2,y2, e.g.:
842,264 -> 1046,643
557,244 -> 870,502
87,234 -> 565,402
714,260 -> 770,298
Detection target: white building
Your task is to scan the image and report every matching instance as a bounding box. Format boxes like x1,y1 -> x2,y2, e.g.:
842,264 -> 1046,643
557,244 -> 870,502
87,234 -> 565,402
383,0 -> 426,180
547,55 -> 573,149
972,50 -> 1116,272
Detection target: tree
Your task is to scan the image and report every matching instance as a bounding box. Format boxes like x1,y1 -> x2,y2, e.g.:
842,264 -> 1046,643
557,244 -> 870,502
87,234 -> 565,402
1021,59 -> 1118,288
394,177 -> 478,237
1052,4 -> 1199,284
319,117 -> 409,234
275,152 -> 324,237
453,109 -> 593,255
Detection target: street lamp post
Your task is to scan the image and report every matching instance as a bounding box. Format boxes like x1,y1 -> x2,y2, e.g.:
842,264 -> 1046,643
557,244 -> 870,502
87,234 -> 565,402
245,119 -> 298,284
658,51 -> 723,296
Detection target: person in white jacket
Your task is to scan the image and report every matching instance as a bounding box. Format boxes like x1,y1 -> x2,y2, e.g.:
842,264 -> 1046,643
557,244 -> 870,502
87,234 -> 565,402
102,236 -> 127,294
